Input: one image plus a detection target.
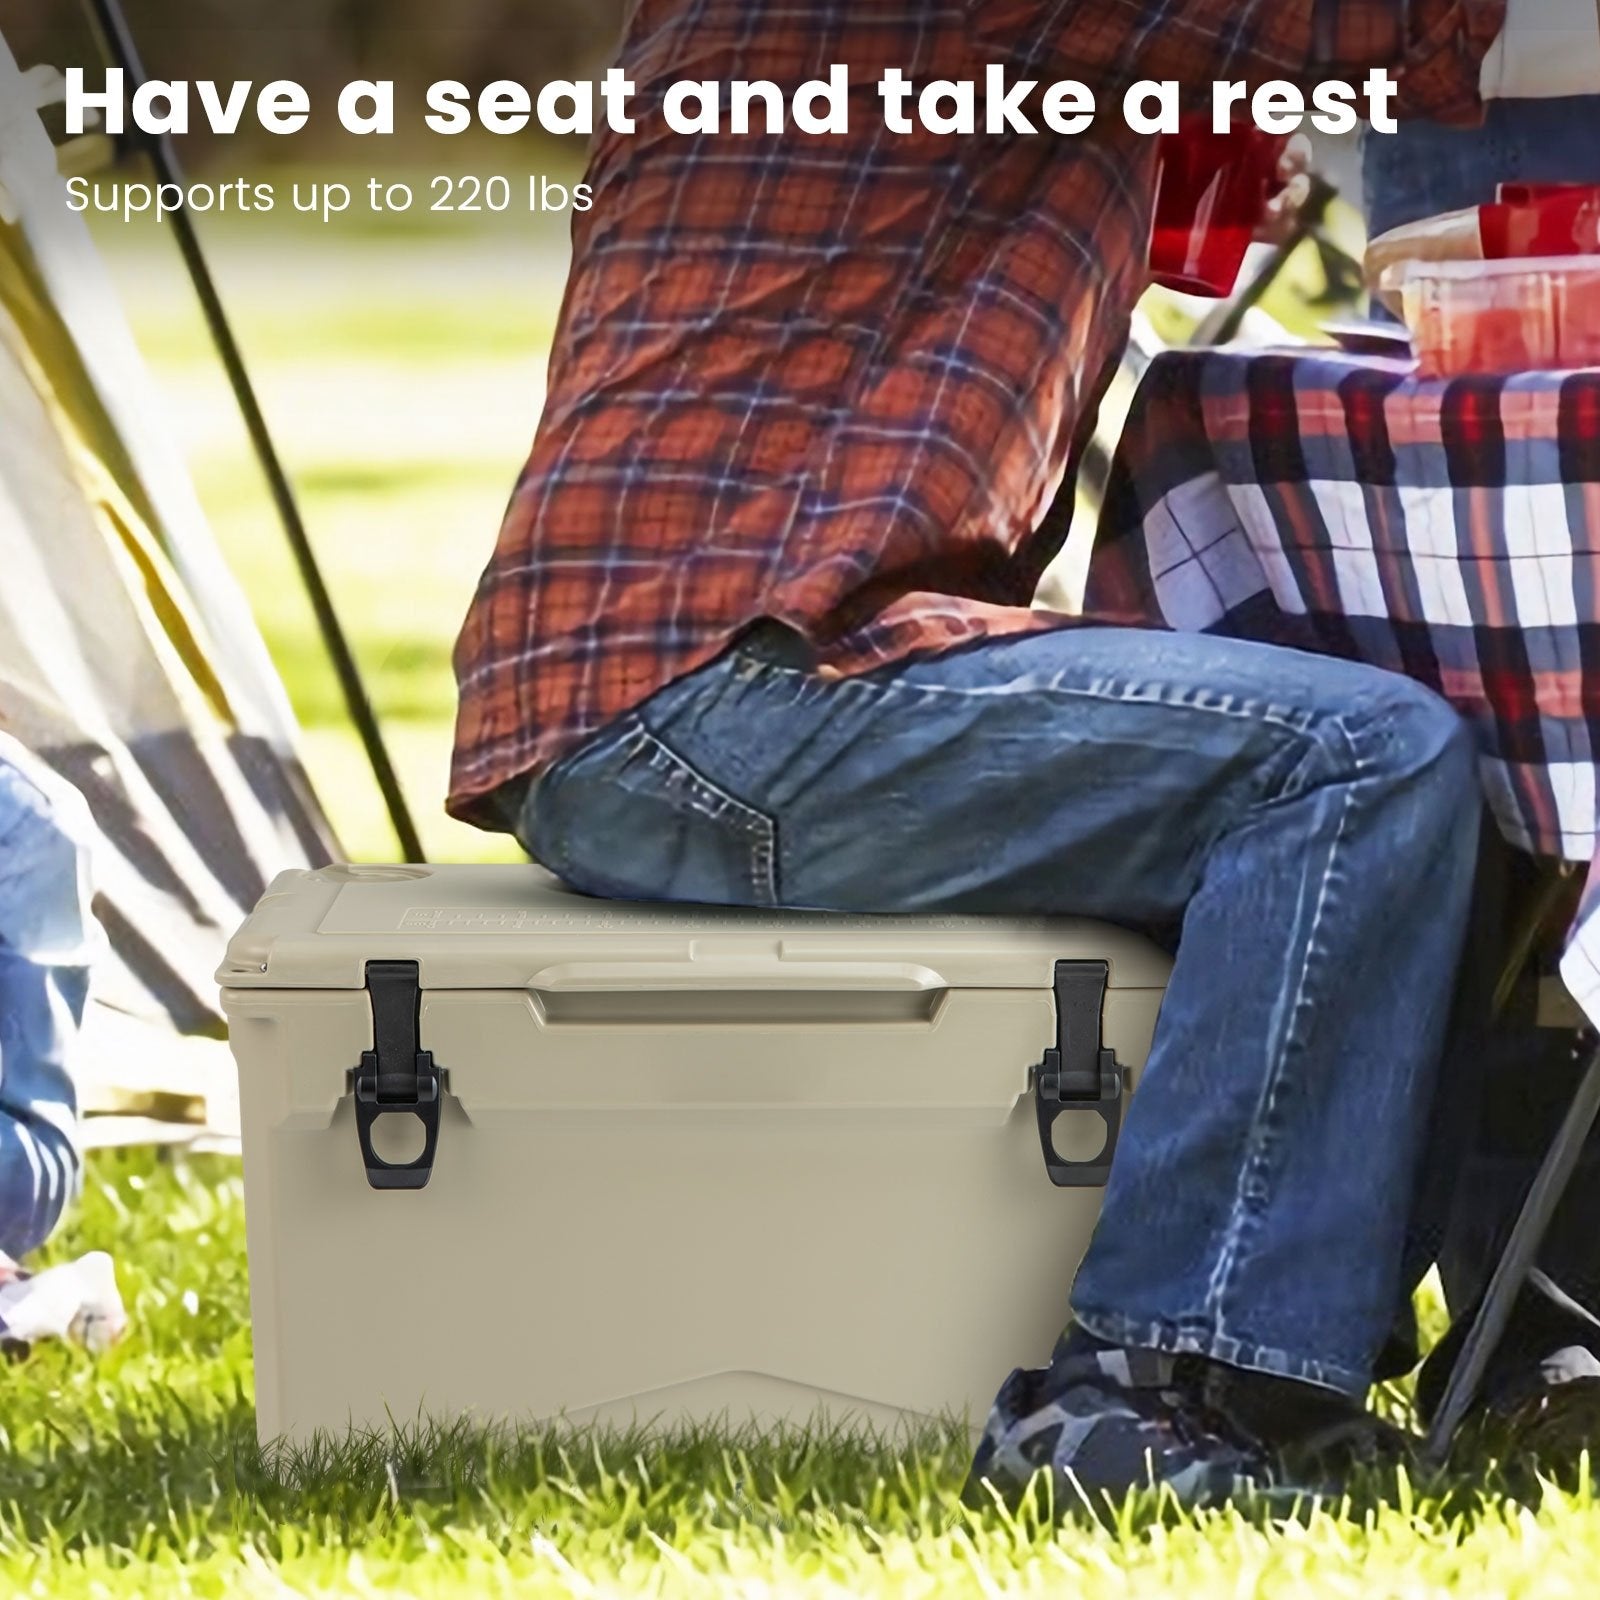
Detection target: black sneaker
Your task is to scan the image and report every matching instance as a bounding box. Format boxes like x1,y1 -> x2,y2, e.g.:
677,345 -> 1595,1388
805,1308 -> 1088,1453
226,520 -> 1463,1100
966,1327 -> 1410,1512
965,1331 -> 1274,1510
1194,1352 -> 1415,1485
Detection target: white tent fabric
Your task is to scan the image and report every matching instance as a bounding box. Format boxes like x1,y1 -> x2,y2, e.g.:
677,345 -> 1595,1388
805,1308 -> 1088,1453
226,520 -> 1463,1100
0,32 -> 337,1054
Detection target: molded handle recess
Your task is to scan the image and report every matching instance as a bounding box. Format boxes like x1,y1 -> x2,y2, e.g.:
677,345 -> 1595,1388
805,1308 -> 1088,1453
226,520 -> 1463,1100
528,959 -> 948,993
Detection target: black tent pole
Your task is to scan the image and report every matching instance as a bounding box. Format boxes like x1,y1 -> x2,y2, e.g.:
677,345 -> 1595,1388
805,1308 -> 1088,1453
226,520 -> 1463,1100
79,0 -> 428,864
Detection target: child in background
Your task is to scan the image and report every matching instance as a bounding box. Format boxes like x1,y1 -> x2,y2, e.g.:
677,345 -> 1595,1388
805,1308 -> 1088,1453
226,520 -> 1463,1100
0,732 -> 126,1352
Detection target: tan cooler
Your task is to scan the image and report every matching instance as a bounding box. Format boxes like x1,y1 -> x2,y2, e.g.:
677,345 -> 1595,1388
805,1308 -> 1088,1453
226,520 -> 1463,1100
220,863 -> 1171,1448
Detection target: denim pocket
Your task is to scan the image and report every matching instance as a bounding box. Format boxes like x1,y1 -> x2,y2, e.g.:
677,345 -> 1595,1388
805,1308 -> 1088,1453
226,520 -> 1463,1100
527,718 -> 779,908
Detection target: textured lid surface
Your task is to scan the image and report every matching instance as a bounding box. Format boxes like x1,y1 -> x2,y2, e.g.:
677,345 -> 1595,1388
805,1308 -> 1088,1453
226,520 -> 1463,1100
219,865 -> 1171,993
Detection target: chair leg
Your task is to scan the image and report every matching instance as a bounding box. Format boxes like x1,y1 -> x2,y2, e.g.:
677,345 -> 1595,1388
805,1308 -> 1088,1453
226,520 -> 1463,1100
1423,1040 -> 1600,1465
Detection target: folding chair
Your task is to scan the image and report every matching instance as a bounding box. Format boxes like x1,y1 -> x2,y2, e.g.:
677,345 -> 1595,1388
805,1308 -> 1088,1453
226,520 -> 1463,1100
1423,1044 -> 1600,1458
1423,864 -> 1600,1461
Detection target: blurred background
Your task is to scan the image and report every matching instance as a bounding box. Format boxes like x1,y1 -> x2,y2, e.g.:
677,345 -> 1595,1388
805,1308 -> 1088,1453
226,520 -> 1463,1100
4,3 -> 1365,867
8,1 -> 629,865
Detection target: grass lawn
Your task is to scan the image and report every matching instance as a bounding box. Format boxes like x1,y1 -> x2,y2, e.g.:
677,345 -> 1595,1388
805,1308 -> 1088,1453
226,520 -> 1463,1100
3,1147 -> 1597,1597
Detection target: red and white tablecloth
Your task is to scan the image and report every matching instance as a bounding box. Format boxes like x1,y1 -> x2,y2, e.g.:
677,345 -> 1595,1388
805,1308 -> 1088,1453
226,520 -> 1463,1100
1085,346 -> 1600,1025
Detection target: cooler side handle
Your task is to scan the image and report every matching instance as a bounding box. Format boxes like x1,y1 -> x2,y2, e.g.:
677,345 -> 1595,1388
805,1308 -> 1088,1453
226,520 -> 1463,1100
527,959 -> 949,993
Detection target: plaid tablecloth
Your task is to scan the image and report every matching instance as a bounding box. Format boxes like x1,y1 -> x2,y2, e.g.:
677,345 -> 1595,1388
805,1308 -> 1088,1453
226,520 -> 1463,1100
1084,347 -> 1600,1027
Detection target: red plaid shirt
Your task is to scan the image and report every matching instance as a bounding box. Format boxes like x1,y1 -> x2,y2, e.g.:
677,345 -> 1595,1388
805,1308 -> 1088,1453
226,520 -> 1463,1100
450,0 -> 1505,826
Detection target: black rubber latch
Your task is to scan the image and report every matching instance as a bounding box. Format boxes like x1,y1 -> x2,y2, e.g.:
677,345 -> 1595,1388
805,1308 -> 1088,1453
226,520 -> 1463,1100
1032,960 -> 1125,1189
349,960 -> 444,1190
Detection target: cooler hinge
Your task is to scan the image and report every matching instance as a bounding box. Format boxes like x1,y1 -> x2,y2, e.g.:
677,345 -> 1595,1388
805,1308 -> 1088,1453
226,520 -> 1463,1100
349,960 -> 446,1191
1031,960 -> 1125,1189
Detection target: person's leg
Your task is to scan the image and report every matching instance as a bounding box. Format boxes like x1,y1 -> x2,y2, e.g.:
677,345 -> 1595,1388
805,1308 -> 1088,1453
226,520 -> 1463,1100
525,624 -> 1481,1487
1363,105 -> 1515,242
1363,97 -> 1600,241
0,742 -> 94,1260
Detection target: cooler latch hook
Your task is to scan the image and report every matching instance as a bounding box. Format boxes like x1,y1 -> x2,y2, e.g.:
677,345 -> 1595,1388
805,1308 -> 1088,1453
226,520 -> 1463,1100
1031,960 -> 1125,1189
349,960 -> 445,1190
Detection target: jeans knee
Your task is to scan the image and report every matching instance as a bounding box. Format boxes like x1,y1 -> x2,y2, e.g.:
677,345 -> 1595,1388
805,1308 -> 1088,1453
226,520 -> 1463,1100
1406,688 -> 1477,794
1357,679 -> 1482,851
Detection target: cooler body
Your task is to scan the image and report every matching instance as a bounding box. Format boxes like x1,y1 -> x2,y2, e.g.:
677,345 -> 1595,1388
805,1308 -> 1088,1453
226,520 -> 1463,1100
220,865 -> 1171,1447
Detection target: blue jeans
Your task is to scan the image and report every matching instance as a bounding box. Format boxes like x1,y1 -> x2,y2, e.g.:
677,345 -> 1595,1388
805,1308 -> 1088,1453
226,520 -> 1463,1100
521,624 -> 1482,1396
1364,97 -> 1600,239
0,739 -> 91,1259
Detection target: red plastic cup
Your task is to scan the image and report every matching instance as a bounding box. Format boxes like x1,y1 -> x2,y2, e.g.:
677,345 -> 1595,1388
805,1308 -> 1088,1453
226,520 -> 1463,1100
1480,189 -> 1600,258
1150,120 -> 1289,297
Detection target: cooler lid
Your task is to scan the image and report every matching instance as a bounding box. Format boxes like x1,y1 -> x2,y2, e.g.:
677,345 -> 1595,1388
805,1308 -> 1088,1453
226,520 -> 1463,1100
218,865 -> 1171,993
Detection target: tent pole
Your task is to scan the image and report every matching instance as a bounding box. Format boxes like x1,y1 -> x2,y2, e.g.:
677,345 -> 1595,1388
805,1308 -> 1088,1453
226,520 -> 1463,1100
78,0 -> 428,864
